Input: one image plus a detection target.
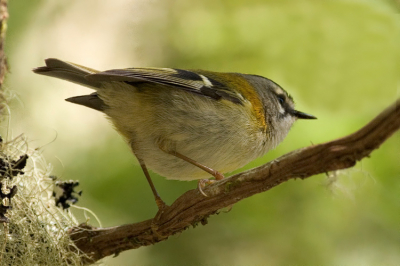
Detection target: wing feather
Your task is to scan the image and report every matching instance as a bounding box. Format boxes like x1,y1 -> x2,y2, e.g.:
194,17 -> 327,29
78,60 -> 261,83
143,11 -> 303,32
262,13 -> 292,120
87,68 -> 243,104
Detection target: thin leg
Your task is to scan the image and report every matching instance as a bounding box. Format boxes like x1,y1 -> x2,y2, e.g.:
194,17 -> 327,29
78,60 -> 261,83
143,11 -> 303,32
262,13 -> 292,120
138,160 -> 167,235
165,150 -> 225,180
160,148 -> 225,197
137,158 -> 166,210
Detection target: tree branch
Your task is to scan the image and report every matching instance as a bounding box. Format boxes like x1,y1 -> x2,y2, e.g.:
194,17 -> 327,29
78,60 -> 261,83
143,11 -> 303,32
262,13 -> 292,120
69,99 -> 400,264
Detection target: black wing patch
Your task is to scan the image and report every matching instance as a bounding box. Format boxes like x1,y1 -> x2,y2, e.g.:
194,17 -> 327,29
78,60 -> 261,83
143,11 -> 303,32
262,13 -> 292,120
171,69 -> 204,81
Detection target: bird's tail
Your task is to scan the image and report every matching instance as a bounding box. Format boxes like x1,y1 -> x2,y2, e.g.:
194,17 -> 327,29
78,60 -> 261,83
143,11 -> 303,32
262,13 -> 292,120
33,58 -> 101,89
33,58 -> 107,111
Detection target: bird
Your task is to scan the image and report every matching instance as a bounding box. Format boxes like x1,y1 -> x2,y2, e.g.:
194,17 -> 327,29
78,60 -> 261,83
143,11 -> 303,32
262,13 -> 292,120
33,58 -> 316,209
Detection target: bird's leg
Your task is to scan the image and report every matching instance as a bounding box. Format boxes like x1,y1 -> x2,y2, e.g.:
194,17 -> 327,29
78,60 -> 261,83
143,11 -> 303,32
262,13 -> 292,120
160,147 -> 225,196
137,159 -> 167,211
137,158 -> 169,237
131,141 -> 167,211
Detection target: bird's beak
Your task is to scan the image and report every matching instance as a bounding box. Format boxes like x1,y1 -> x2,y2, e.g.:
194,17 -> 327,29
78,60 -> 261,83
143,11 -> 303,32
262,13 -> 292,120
292,110 -> 317,119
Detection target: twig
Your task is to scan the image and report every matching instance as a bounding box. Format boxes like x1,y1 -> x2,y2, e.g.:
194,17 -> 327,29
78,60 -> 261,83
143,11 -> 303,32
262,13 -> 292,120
69,99 -> 400,264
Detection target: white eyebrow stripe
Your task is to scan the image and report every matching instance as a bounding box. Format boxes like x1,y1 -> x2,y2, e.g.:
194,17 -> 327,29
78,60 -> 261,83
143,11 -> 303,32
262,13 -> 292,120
199,74 -> 213,87
275,87 -> 284,95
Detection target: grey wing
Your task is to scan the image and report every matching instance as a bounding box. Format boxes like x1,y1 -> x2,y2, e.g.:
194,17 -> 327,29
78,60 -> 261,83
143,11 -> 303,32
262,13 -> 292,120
86,68 -> 243,104
33,59 -> 244,108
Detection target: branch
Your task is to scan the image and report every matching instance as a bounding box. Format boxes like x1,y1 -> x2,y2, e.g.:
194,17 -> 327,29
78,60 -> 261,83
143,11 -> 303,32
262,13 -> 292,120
70,99 -> 400,264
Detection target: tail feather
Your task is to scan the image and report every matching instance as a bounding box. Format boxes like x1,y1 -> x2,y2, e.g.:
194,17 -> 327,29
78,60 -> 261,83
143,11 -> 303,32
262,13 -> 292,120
33,58 -> 101,89
65,92 -> 107,112
34,58 -> 108,111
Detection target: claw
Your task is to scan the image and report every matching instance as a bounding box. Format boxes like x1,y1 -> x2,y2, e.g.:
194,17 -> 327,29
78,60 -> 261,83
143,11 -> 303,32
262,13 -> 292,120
197,179 -> 216,197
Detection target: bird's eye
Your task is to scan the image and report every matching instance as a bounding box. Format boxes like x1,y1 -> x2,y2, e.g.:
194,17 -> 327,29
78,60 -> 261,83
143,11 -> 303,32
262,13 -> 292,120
277,94 -> 285,105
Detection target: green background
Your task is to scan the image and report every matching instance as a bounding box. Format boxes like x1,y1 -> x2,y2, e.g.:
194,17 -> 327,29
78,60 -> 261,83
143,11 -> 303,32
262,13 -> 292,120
6,0 -> 400,265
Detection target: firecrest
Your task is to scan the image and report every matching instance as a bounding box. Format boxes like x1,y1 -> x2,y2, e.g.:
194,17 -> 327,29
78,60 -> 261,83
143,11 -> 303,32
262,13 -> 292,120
34,58 -> 316,208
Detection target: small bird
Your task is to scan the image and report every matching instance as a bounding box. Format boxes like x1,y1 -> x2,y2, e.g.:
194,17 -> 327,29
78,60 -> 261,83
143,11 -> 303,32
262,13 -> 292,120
34,58 -> 316,209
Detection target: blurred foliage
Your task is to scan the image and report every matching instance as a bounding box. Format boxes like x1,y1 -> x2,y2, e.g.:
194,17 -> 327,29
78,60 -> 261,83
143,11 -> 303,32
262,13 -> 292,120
6,0 -> 400,265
